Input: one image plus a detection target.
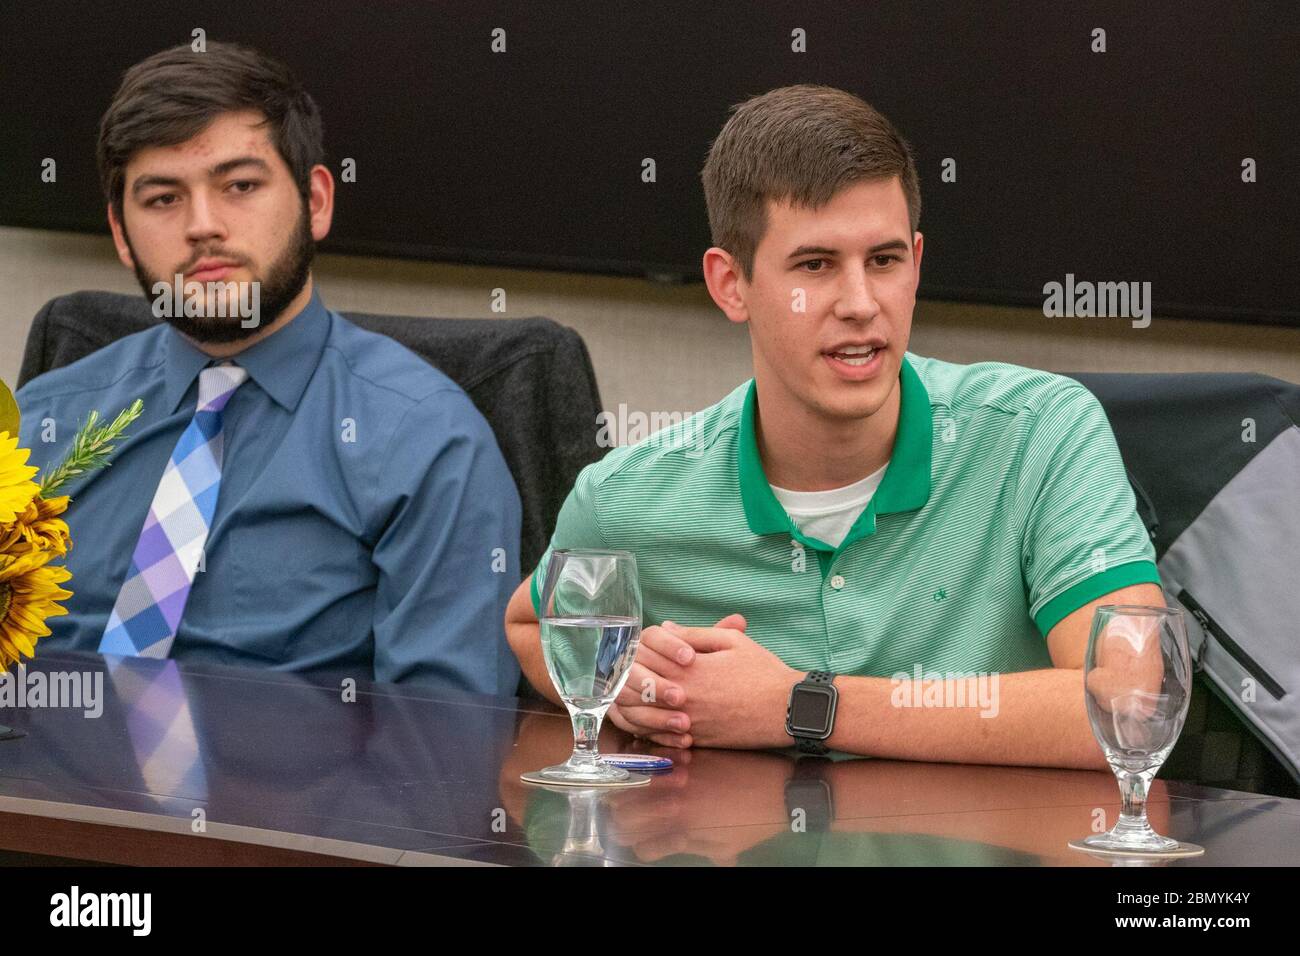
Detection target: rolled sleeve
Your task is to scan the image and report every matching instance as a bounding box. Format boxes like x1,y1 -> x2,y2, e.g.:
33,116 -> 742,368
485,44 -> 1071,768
1016,382 -> 1162,636
371,390 -> 522,695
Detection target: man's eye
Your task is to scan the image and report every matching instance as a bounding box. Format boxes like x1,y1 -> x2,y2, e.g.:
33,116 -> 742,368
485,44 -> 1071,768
228,180 -> 258,194
146,194 -> 178,208
799,259 -> 827,273
873,254 -> 902,267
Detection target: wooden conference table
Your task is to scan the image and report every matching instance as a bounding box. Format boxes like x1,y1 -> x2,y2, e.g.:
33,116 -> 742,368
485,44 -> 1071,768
1,651 -> 1296,866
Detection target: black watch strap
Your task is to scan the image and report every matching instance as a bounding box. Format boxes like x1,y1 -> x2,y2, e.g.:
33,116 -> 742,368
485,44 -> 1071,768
796,738 -> 830,755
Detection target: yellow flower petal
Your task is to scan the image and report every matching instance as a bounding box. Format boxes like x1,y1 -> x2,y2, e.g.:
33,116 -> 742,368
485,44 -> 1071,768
0,433 -> 40,515
0,558 -> 73,666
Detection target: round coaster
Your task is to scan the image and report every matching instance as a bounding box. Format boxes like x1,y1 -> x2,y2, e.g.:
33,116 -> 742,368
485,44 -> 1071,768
520,770 -> 651,788
602,753 -> 674,772
1068,838 -> 1205,859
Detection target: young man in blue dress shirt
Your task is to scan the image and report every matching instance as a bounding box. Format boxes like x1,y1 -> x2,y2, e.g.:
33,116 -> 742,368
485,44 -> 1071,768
17,42 -> 522,695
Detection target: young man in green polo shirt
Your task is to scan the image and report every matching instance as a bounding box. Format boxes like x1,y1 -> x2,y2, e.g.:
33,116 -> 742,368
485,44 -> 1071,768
505,84 -> 1163,769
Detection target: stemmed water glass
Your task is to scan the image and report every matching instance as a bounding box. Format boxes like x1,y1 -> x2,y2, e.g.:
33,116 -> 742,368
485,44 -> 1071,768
1069,604 -> 1204,858
523,549 -> 647,787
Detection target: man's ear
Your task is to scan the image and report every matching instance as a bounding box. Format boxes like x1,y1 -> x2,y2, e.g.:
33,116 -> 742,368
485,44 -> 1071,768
307,164 -> 335,242
702,247 -> 750,326
911,230 -> 924,287
106,204 -> 136,271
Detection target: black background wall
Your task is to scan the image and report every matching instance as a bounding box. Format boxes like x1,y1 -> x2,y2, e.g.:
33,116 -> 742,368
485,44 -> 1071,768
1,0 -> 1296,325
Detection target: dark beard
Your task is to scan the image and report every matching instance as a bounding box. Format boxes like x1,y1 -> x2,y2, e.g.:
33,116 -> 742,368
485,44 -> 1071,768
129,202 -> 315,344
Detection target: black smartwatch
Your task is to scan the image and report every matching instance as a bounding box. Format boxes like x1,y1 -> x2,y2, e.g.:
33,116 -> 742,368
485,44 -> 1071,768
785,670 -> 838,755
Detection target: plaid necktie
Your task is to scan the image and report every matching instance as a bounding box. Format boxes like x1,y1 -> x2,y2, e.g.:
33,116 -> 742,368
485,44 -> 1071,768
100,362 -> 248,658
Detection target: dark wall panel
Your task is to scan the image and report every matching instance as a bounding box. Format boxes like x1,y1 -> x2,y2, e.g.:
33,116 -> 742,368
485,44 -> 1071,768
1,1 -> 1296,324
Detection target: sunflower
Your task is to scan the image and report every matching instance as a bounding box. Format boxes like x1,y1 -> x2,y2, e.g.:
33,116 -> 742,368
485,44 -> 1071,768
0,549 -> 73,670
0,431 -> 39,525
0,494 -> 71,557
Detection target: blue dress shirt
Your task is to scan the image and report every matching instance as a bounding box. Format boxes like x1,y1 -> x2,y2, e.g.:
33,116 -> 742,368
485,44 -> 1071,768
17,289 -> 522,696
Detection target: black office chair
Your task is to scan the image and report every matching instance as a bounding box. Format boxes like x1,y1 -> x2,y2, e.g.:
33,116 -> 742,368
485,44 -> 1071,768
18,290 -> 606,577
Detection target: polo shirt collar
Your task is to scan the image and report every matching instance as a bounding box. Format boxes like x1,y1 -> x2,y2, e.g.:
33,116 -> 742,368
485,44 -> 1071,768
738,353 -> 933,550
162,287 -> 331,414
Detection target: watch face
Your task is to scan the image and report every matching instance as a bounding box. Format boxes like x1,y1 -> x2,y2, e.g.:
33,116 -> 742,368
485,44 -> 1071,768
789,685 -> 833,735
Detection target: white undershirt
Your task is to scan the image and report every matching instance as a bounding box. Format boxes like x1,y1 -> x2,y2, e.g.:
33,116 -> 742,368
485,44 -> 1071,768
770,461 -> 890,549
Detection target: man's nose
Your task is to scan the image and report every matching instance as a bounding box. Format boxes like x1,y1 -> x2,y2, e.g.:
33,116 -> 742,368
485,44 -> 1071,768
832,263 -> 880,321
183,190 -> 227,245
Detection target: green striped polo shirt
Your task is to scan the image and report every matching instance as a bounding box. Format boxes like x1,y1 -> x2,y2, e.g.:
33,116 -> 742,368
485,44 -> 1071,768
530,353 -> 1161,677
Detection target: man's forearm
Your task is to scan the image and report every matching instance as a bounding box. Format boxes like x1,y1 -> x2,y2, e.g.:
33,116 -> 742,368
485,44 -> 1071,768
821,668 -> 1109,770
506,618 -> 563,706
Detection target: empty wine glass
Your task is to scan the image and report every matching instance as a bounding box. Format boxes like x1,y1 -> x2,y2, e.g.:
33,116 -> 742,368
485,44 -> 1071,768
1069,604 -> 1204,858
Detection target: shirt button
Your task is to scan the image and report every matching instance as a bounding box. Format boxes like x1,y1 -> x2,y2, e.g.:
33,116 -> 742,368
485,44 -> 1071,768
830,574 -> 846,590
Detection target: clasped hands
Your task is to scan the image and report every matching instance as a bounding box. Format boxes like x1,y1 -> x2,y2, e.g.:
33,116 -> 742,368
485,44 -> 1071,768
607,613 -> 802,750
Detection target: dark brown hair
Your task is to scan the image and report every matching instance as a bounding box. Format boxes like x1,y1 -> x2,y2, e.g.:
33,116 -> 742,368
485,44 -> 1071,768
701,84 -> 921,280
97,41 -> 324,221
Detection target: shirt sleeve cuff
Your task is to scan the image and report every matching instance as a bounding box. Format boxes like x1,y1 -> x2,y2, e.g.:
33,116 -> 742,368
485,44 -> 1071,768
1032,559 -> 1163,636
529,568 -> 542,616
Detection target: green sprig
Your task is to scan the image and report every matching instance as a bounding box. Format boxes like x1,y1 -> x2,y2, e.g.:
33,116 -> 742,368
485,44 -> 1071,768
38,399 -> 145,497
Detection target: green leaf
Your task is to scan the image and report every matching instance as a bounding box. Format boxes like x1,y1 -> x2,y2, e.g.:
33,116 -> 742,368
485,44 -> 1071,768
0,379 -> 19,438
38,398 -> 144,497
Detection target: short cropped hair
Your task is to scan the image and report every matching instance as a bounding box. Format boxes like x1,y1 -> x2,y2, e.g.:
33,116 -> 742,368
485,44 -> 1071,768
701,84 -> 921,279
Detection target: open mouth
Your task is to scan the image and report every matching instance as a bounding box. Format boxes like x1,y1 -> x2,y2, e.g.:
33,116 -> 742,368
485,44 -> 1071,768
823,344 -> 885,379
828,345 -> 878,366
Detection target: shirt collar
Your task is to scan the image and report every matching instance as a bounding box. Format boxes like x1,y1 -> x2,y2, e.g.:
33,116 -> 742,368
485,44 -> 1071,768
737,353 -> 933,551
162,287 -> 331,414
